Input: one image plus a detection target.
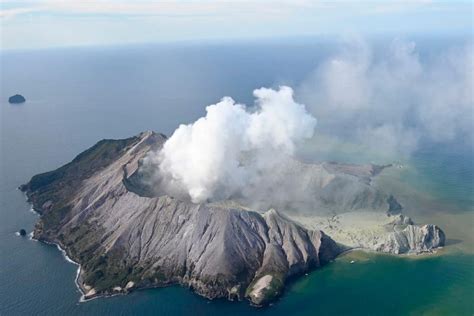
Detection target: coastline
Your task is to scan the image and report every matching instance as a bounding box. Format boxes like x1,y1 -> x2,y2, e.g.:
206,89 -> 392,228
21,190 -> 92,303
24,200 -> 160,303
20,187 -> 445,305
39,238 -> 87,301
336,245 -> 444,262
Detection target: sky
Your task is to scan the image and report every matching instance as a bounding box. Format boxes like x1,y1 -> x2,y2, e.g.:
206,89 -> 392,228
0,1 -> 473,50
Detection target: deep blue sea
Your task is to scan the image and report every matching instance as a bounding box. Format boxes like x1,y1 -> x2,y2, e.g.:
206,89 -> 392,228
1,38 -> 473,315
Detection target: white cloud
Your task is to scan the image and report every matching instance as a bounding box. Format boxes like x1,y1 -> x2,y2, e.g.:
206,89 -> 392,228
1,1 -> 472,50
0,0 -> 311,19
298,37 -> 474,157
0,0 -> 457,20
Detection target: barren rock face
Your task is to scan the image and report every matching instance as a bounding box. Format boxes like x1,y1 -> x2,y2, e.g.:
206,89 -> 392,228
20,131 -> 445,306
376,224 -> 446,254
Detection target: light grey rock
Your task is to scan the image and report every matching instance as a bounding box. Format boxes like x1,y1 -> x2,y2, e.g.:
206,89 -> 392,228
389,214 -> 414,226
376,224 -> 445,254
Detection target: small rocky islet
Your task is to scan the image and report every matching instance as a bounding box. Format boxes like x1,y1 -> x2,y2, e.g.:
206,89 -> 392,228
20,131 -> 445,306
8,94 -> 26,104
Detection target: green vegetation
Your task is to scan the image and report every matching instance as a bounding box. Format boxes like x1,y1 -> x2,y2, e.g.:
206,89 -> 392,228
245,272 -> 285,305
82,248 -> 132,292
81,252 -> 171,292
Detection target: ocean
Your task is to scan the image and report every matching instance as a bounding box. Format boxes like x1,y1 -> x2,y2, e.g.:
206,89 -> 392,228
1,38 -> 473,315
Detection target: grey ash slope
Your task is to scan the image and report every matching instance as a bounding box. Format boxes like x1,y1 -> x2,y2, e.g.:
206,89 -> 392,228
20,131 -> 339,306
20,131 -> 445,306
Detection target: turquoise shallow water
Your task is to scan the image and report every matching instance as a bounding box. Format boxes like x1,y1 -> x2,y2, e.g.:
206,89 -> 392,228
1,40 -> 473,315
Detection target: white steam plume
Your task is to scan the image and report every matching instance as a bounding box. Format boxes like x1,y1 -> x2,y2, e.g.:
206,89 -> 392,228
147,86 -> 316,203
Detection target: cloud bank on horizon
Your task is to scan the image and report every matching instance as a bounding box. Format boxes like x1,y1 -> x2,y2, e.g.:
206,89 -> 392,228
1,0 -> 472,50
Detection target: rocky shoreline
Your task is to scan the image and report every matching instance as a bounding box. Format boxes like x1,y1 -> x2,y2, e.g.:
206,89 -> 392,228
24,203 -> 137,302
20,131 -> 445,306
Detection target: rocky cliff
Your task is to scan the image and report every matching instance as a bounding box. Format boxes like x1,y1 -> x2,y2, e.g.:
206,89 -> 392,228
20,131 -> 445,306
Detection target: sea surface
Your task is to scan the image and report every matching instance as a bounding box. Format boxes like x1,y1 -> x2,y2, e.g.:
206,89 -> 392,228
1,38 -> 473,315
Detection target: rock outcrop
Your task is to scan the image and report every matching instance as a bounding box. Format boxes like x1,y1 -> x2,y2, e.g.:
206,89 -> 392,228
8,94 -> 26,104
376,224 -> 445,254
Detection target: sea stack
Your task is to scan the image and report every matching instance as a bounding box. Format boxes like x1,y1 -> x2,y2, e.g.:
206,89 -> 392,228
8,94 -> 26,104
19,229 -> 27,236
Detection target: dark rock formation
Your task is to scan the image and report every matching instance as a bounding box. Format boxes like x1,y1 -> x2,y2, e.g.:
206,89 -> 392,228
19,229 -> 27,236
8,94 -> 26,104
